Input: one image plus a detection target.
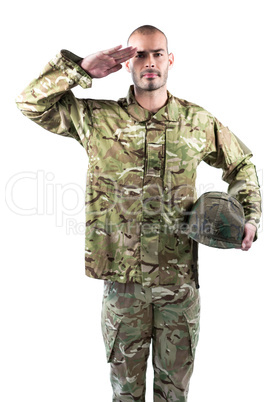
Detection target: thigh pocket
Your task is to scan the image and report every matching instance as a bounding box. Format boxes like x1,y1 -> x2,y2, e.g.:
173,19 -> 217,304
182,296 -> 200,358
101,309 -> 122,363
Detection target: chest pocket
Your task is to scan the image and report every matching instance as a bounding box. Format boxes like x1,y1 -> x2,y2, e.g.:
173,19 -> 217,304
145,122 -> 166,178
146,143 -> 165,177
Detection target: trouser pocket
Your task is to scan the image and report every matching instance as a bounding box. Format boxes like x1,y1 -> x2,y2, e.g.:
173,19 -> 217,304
101,307 -> 122,363
182,295 -> 200,359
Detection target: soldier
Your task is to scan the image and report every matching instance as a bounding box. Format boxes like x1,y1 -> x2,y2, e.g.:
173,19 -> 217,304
16,25 -> 261,401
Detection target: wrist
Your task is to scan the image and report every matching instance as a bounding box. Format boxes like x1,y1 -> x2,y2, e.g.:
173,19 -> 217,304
77,59 -> 95,78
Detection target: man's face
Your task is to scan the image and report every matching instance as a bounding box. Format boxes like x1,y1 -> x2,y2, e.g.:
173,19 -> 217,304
126,31 -> 174,92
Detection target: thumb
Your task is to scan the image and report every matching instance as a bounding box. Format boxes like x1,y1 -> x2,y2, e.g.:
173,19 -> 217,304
241,223 -> 256,251
107,64 -> 123,74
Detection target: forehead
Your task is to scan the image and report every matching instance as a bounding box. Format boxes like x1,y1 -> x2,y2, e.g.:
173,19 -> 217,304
128,31 -> 167,52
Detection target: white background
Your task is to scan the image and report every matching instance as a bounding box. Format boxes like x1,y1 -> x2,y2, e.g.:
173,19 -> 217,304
1,0 -> 267,401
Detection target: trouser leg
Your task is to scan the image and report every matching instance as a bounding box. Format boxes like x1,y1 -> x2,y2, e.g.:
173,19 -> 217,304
101,281 -> 152,401
152,283 -> 200,402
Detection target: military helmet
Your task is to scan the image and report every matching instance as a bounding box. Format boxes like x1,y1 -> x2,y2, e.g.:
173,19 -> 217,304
187,191 -> 245,249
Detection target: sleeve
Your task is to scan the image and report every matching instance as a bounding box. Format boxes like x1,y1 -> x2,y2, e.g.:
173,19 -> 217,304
203,116 -> 262,239
15,50 -> 93,151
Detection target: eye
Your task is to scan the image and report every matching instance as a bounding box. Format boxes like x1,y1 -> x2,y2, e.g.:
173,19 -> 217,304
136,54 -> 144,58
155,53 -> 162,57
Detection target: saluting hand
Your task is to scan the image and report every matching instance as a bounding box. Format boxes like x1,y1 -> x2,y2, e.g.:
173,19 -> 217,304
78,45 -> 137,78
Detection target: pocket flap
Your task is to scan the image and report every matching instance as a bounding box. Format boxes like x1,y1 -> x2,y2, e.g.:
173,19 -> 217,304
183,296 -> 200,358
102,311 -> 122,362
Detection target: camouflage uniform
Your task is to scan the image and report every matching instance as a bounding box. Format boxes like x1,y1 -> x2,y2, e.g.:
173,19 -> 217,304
102,280 -> 200,401
16,49 -> 261,401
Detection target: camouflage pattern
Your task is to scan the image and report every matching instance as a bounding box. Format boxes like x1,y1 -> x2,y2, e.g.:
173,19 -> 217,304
188,191 -> 246,249
15,49 -> 262,288
101,280 -> 200,401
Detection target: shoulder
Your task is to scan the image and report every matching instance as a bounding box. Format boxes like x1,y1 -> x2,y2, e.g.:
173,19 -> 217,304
85,97 -> 120,110
78,97 -> 124,118
173,95 -> 214,118
78,97 -> 130,125
171,95 -> 215,127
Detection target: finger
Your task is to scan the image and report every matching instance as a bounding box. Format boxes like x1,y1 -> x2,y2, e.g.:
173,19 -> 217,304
241,237 -> 253,251
241,222 -> 256,251
102,45 -> 123,55
109,46 -> 137,60
114,53 -> 136,65
109,48 -> 137,66
107,52 -> 137,71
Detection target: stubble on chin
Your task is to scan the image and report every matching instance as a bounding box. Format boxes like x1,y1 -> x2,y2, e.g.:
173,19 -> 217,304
132,67 -> 169,93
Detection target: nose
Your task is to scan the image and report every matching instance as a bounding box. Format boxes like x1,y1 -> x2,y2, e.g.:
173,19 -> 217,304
145,54 -> 155,68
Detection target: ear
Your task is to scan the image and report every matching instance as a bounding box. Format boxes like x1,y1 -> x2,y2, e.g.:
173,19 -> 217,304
125,59 -> 131,73
168,53 -> 174,70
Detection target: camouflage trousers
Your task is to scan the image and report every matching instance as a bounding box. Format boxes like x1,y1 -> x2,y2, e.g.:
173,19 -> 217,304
101,280 -> 200,401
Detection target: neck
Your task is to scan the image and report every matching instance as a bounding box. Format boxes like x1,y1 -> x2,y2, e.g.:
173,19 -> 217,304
133,85 -> 168,113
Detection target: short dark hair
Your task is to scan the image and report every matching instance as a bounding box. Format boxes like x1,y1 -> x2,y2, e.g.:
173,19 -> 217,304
128,25 -> 168,51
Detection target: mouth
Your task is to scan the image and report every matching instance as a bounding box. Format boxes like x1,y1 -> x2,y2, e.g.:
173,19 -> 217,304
141,70 -> 160,79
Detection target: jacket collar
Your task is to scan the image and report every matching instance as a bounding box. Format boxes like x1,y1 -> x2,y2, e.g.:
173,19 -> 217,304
123,85 -> 180,123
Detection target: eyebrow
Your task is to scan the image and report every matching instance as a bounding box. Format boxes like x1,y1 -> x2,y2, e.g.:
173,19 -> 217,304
136,49 -> 166,54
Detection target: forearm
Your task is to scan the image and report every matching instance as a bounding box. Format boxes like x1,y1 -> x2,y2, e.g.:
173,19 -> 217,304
204,117 -> 262,234
15,50 -> 92,147
16,50 -> 92,114
226,156 -> 262,231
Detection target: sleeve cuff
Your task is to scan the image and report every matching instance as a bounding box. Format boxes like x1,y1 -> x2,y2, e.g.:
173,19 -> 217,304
50,49 -> 92,89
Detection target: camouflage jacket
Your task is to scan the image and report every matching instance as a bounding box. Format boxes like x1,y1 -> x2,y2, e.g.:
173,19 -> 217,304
16,50 -> 261,287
